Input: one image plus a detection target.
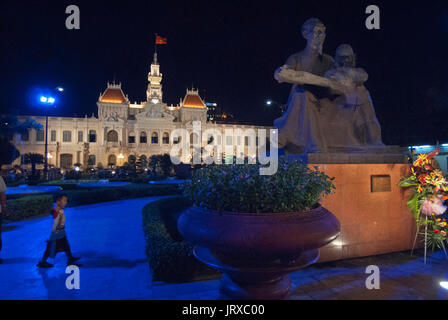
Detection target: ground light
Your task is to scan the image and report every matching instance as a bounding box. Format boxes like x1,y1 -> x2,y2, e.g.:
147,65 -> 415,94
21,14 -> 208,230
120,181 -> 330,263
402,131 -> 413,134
440,281 -> 448,290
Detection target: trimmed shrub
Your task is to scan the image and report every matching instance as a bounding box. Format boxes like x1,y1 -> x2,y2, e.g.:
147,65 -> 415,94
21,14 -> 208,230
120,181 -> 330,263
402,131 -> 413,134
39,180 -> 94,190
5,184 -> 181,221
142,196 -> 219,282
64,184 -> 181,207
7,195 -> 53,221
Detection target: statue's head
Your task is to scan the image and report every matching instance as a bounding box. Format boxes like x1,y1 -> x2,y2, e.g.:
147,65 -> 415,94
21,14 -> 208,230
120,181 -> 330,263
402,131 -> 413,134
301,18 -> 326,53
335,44 -> 356,68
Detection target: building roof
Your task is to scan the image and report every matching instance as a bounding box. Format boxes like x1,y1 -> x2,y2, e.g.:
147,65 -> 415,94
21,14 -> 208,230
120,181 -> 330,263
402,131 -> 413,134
99,83 -> 128,103
182,89 -> 206,109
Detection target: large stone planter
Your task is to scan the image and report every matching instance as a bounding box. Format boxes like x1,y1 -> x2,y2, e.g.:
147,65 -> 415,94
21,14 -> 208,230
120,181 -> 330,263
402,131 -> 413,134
178,205 -> 340,299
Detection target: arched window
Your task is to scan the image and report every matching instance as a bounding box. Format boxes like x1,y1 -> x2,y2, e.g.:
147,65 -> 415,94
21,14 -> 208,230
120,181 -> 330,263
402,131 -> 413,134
107,130 -> 118,142
151,132 -> 159,144
162,132 -> 170,144
140,131 -> 147,144
108,154 -> 117,167
128,132 -> 135,144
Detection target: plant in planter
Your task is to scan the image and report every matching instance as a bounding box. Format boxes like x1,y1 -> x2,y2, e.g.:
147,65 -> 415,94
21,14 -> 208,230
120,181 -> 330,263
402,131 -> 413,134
178,158 -> 340,299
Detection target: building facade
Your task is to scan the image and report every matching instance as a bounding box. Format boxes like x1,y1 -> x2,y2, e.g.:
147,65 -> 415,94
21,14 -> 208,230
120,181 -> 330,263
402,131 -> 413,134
11,52 -> 271,170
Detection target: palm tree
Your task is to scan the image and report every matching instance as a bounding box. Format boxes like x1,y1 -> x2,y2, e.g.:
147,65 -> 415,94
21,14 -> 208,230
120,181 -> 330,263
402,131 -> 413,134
0,115 -> 42,169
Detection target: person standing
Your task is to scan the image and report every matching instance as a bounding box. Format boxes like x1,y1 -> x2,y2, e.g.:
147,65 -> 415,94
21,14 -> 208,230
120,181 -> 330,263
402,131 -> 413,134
0,176 -> 8,264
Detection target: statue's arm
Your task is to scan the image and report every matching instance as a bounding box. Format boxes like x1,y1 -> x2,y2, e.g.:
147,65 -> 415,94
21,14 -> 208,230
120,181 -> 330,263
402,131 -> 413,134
275,65 -> 336,88
274,54 -> 302,83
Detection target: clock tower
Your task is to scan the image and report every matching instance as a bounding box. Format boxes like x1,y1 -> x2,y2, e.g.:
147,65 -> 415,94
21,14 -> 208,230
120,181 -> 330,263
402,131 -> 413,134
146,52 -> 163,104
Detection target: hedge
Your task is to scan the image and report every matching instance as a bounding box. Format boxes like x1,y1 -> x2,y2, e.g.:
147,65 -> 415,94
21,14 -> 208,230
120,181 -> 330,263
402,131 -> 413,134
142,196 -> 220,282
7,195 -> 53,221
64,184 -> 181,207
5,184 -> 181,221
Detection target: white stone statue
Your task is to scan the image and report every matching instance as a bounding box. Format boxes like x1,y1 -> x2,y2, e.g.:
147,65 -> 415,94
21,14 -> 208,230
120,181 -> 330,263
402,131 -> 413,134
274,18 -> 384,154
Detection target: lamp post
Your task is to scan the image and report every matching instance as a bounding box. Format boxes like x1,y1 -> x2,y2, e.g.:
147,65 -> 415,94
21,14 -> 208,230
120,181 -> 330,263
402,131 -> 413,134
38,87 -> 63,180
39,95 -> 55,180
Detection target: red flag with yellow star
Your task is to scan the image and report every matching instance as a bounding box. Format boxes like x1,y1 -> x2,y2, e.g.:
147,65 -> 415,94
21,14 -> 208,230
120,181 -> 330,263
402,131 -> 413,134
155,35 -> 167,45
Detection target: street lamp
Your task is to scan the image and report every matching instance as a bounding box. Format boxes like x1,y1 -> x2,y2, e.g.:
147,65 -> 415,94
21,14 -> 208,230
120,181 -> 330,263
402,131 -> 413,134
38,95 -> 56,180
38,87 -> 64,180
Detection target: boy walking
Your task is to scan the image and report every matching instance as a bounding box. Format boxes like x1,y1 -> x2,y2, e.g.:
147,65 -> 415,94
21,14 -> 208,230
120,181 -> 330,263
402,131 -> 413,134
37,193 -> 81,268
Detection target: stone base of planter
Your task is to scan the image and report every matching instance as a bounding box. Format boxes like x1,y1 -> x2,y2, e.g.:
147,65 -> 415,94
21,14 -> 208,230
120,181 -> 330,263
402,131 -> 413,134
194,246 -> 319,300
308,163 -> 418,262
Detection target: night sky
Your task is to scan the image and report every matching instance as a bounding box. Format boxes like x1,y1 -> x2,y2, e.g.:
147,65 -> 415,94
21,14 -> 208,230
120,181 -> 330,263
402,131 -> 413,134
1,0 -> 448,145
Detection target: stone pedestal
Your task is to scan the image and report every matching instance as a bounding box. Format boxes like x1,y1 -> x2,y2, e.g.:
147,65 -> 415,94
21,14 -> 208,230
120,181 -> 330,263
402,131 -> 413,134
283,147 -> 417,262
299,154 -> 417,262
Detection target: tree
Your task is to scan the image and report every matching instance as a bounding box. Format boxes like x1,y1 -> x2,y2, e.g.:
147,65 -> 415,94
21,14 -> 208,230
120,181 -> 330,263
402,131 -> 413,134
136,155 -> 148,173
160,153 -> 173,177
23,153 -> 44,176
0,137 -> 19,168
0,115 -> 42,168
149,155 -> 162,176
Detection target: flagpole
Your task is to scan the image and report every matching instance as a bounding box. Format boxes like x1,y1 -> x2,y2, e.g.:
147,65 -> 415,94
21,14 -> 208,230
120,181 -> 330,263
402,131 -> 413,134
155,33 -> 158,55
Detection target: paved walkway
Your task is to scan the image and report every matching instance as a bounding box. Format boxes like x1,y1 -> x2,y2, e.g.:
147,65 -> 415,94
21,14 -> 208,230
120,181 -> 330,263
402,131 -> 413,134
150,249 -> 448,300
1,196 -> 448,300
0,196 -> 169,300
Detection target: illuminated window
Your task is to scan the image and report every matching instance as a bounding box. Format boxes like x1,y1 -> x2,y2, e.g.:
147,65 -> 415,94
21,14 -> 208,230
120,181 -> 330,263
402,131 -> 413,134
36,129 -> 45,142
88,155 -> 96,166
63,130 -> 71,142
162,132 -> 169,144
140,132 -> 147,144
89,130 -> 96,143
107,130 -> 118,142
151,132 -> 158,144
51,130 -> 56,142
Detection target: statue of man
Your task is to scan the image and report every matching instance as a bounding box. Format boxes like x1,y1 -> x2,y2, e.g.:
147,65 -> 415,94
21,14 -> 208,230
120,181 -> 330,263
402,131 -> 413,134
274,18 -> 337,153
